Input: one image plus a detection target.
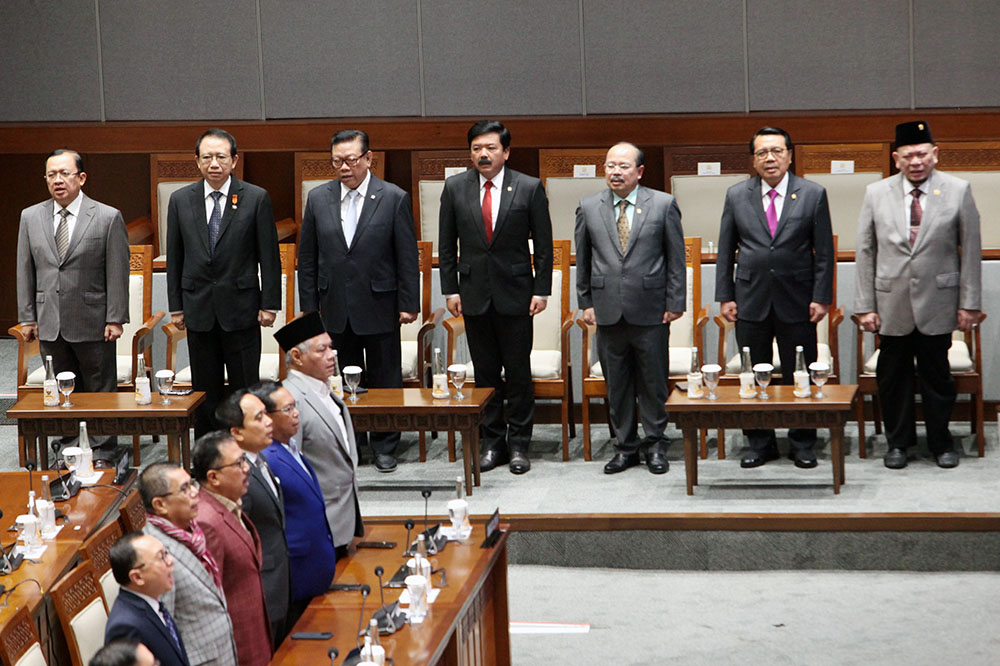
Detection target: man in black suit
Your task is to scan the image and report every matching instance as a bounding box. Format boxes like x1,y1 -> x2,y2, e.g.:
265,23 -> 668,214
297,129 -> 419,472
166,128 -> 281,437
106,532 -> 191,666
439,120 -> 553,474
91,640 -> 157,666
715,126 -> 834,469
215,389 -> 291,645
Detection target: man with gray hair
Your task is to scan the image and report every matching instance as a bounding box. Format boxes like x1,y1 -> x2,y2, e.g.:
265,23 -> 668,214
274,312 -> 362,556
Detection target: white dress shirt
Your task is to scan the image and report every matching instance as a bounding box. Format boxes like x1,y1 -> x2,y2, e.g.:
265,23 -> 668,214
203,177 -> 231,222
52,191 -> 83,242
289,370 -> 352,449
761,171 -> 790,220
904,177 -> 931,227
478,168 -> 503,231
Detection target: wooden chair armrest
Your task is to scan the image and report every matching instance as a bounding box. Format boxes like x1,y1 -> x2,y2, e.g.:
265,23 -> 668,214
126,216 -> 154,245
693,306 -> 710,333
972,312 -> 987,375
576,316 -> 597,378
161,321 -> 188,373
275,217 -> 298,244
849,312 -> 867,375
714,314 -> 734,372
127,311 -> 165,382
7,323 -> 39,387
442,316 -> 466,366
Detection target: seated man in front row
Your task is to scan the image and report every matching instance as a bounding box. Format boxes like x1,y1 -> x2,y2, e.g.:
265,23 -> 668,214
274,312 -> 363,558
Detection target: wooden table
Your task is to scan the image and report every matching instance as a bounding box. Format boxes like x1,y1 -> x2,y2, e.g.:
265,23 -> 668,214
344,388 -> 494,496
0,470 -> 128,666
270,522 -> 510,666
668,384 -> 858,495
7,392 -> 205,469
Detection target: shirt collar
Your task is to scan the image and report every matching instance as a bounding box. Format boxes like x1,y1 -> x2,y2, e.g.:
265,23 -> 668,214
203,487 -> 241,512
289,368 -> 330,396
906,177 -> 931,195
244,450 -> 259,464
203,176 -> 232,200
612,187 -> 639,207
341,170 -> 371,202
124,587 -> 162,614
58,192 -> 84,217
763,172 -> 789,199
479,167 -> 505,192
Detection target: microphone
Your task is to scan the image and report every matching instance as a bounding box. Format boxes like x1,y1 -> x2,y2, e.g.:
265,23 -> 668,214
403,519 -> 415,556
327,647 -> 339,666
25,462 -> 35,495
341,585 -> 371,666
371,566 -> 405,634
0,505 -> 24,575
422,489 -> 432,538
375,566 -> 387,609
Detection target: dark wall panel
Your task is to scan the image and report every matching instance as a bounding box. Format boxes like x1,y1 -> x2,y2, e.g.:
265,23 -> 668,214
583,0 -> 745,114
421,0 -> 583,117
99,0 -> 262,121
259,0 -> 421,118
914,0 -> 1000,108
747,0 -> 909,111
0,2 -> 102,121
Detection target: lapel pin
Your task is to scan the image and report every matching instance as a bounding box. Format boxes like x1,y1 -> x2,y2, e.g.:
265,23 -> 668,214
791,193 -> 797,200
370,194 -> 375,199
231,194 -> 238,210
636,208 -> 642,214
933,189 -> 941,196
507,186 -> 512,192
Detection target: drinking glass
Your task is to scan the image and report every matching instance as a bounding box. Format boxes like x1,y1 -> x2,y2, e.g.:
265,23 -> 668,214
447,364 -> 467,400
155,370 -> 175,405
809,361 -> 831,399
701,364 -> 722,400
56,371 -> 75,407
753,363 -> 773,400
343,366 -> 362,403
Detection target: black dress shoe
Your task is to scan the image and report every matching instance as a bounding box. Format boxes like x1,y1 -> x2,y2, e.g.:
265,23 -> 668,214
480,449 -> 509,472
741,447 -> 780,469
604,452 -> 640,474
374,454 -> 398,473
790,447 -> 818,469
509,450 -> 531,474
884,447 -> 908,469
935,450 -> 960,469
644,450 -> 669,474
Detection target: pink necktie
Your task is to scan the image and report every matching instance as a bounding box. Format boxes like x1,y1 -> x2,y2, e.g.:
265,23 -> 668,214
766,189 -> 779,237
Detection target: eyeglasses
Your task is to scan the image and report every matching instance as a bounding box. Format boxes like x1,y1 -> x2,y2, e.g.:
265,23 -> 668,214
198,153 -> 233,164
269,402 -> 298,415
212,454 -> 250,472
44,170 -> 79,181
605,162 -> 635,172
332,154 -> 367,168
133,547 -> 171,570
156,479 -> 199,498
753,147 -> 787,159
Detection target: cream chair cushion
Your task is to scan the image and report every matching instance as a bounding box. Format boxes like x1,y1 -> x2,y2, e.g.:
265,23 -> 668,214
862,336 -> 973,374
544,177 -> 607,252
301,179 -> 327,221
804,172 -> 883,252
157,181 -> 191,262
69,598 -> 108,665
13,643 -> 45,666
401,340 -> 419,381
943,171 -> 1000,249
98,568 -> 120,609
670,174 -> 748,250
419,181 -> 445,253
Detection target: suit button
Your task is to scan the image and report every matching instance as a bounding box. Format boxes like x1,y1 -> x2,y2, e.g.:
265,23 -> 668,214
770,269 -> 775,273
770,246 -> 774,250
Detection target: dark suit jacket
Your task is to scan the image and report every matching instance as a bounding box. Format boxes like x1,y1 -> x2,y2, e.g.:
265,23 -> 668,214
715,174 -> 834,323
105,588 -> 191,666
240,462 -> 290,629
298,175 -> 419,335
196,491 -> 273,666
166,177 -> 281,332
438,168 -> 553,316
263,441 -> 337,602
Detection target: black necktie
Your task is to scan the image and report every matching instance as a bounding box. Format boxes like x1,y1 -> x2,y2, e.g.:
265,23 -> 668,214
159,601 -> 182,652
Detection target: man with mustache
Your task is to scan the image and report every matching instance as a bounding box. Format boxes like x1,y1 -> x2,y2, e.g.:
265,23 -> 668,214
438,120 -> 553,474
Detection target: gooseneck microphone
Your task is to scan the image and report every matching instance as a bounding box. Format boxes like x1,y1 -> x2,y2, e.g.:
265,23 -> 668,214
375,566 -> 387,611
340,585 -> 371,666
404,519 -> 415,556
327,647 -> 339,666
421,489 -> 432,538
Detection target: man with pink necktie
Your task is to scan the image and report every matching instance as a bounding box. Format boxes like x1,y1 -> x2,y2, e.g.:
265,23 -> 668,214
715,126 -> 834,470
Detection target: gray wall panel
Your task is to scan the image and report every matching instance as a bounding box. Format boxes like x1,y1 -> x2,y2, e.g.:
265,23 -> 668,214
583,0 -> 745,114
259,0 -> 421,118
0,2 -> 102,121
421,0 -> 583,117
747,0 -> 910,111
914,0 -> 1000,108
99,0 -> 262,121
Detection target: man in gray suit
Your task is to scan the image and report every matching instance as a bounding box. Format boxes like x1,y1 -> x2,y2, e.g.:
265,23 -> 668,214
16,149 -> 129,397
274,313 -> 362,556
576,142 -> 686,475
855,121 -> 984,470
716,127 -> 834,470
140,462 -> 238,666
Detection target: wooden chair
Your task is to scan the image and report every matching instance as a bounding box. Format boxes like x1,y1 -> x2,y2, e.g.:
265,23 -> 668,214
49,561 -> 108,666
443,241 -> 577,460
538,148 -> 609,255
578,237 -> 708,460
410,150 -> 472,256
117,489 -> 147,533
162,243 -> 298,386
0,606 -> 47,666
714,236 -> 844,459
403,241 -> 447,461
851,313 -> 987,459
293,150 -> 386,245
80,520 -> 124,610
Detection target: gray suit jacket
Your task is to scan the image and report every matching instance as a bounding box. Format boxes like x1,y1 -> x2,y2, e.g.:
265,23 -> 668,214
575,185 -> 686,326
144,522 -> 238,666
854,170 -> 981,337
283,370 -> 363,548
17,193 -> 130,341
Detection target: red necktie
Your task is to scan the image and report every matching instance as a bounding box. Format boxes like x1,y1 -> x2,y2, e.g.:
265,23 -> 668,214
482,181 -> 493,243
909,189 -> 922,247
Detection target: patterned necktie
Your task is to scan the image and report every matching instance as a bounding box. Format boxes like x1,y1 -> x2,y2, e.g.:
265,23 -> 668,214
159,601 -> 183,653
482,181 -> 494,243
766,189 -> 779,237
909,189 -> 922,247
208,191 -> 223,257
616,199 -> 630,251
343,189 -> 360,246
55,208 -> 70,262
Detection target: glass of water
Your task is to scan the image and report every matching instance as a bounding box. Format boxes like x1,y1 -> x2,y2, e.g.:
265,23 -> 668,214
809,361 -> 831,399
753,363 -> 774,400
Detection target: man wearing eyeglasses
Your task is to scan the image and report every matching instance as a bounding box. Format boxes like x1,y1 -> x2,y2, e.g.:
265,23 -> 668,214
576,142 -> 686,475
16,149 -> 129,447
105,532 -> 191,666
715,126 -> 834,469
140,462 -> 238,666
166,128 -> 281,438
215,390 -> 291,644
297,129 -> 419,473
190,432 -> 272,666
